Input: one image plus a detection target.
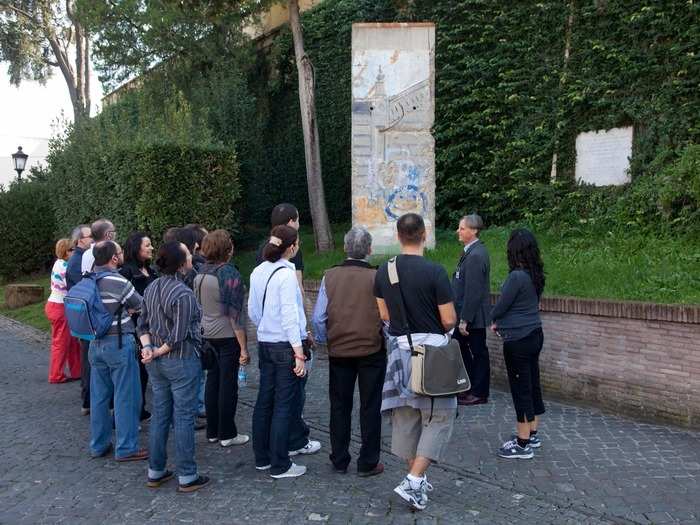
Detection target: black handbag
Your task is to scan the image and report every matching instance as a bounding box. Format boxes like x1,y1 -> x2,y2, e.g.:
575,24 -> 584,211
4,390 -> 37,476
199,339 -> 217,371
195,274 -> 217,370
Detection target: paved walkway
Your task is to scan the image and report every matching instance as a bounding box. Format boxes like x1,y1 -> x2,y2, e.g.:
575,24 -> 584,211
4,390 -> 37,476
1,317 -> 698,524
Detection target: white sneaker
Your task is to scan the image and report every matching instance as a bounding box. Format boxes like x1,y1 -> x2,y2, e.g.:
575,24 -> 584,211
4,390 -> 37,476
394,477 -> 428,511
270,463 -> 306,479
289,440 -> 321,456
255,464 -> 271,471
220,434 -> 250,447
207,438 -> 218,443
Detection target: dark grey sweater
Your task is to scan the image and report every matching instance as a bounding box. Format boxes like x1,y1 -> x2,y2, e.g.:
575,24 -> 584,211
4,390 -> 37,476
491,270 -> 541,341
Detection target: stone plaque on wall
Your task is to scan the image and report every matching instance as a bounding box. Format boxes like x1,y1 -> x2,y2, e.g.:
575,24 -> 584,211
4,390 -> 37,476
575,126 -> 633,186
351,23 -> 436,253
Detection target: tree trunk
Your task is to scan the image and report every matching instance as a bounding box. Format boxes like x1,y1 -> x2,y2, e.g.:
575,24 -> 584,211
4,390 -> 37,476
288,0 -> 334,252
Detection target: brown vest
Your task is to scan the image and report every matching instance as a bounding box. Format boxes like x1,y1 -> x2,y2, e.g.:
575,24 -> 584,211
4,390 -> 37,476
324,261 -> 383,358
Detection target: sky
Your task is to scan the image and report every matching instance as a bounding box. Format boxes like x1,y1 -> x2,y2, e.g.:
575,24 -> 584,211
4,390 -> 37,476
0,67 -> 103,187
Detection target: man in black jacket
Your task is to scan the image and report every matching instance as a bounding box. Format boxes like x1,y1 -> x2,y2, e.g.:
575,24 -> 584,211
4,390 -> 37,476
452,214 -> 491,406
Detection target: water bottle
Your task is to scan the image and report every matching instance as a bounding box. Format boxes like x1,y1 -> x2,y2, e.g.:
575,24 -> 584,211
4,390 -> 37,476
238,365 -> 247,387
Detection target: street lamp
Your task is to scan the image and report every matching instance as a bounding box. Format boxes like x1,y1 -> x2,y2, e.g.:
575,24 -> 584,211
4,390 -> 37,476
12,146 -> 28,179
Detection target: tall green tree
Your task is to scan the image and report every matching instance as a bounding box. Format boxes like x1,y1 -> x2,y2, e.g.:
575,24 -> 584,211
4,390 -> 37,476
0,0 -> 92,121
81,0 -> 334,250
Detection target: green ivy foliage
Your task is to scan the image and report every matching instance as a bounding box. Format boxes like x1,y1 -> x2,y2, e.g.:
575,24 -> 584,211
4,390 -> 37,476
0,179 -> 57,279
252,0 -> 699,232
239,0 -> 402,224
42,0 -> 700,238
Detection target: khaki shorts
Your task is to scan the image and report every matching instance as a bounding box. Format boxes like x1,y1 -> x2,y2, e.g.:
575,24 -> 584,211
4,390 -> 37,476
390,405 -> 456,462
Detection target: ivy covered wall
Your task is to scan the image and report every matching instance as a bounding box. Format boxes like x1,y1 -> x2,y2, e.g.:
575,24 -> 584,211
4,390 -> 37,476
244,0 -> 699,229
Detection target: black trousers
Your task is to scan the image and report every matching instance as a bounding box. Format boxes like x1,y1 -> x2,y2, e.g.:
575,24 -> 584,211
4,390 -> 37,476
79,339 -> 90,409
503,328 -> 545,423
205,337 -> 241,441
328,350 -> 386,472
454,328 -> 490,398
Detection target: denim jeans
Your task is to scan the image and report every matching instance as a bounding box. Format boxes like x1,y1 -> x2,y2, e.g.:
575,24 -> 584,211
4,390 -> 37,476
146,354 -> 202,485
252,342 -> 301,475
197,372 -> 206,417
88,335 -> 141,458
288,374 -> 310,451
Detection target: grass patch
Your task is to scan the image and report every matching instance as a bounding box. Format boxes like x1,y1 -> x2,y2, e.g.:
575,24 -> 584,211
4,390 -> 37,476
235,225 -> 700,305
2,224 -> 695,336
0,275 -> 51,332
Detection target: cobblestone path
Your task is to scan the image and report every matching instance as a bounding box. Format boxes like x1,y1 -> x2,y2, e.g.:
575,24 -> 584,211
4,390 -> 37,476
1,317 -> 698,524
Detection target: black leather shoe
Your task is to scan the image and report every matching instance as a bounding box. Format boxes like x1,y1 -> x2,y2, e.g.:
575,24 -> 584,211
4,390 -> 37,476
458,394 -> 488,406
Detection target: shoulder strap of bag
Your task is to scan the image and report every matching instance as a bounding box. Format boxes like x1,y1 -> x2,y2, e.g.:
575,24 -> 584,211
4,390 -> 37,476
95,271 -> 124,349
387,256 -> 416,353
262,266 -> 285,315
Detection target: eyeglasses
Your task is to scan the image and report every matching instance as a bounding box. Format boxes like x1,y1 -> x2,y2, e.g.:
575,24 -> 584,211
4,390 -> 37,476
81,235 -> 92,239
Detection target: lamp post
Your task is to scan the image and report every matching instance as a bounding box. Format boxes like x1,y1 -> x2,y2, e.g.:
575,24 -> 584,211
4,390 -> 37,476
12,146 -> 28,180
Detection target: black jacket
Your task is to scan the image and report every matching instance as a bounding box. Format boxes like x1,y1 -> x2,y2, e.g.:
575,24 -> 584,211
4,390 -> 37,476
451,240 -> 491,329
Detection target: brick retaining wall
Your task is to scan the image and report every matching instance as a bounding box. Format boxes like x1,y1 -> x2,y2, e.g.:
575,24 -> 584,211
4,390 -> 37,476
247,281 -> 699,428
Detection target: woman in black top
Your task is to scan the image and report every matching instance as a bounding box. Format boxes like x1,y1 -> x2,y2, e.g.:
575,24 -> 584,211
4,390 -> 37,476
491,229 -> 545,460
120,231 -> 158,421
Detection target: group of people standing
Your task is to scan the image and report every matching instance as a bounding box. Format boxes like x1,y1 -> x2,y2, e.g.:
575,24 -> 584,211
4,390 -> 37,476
44,204 -> 546,510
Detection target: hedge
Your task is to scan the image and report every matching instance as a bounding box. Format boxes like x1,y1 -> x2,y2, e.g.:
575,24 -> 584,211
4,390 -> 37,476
0,179 -> 57,279
48,140 -> 241,240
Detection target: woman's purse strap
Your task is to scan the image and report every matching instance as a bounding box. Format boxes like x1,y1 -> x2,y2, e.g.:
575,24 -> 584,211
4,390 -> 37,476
262,266 -> 285,316
387,256 -> 416,353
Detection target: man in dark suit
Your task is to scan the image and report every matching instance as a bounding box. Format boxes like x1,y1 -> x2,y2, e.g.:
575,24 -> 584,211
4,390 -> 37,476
452,214 -> 491,406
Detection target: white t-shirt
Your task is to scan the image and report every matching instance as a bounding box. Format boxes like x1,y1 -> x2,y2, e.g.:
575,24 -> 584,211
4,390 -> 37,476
81,245 -> 95,274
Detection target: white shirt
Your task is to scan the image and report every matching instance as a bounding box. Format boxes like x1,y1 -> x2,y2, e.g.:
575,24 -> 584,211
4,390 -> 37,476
81,245 -> 95,274
247,259 -> 306,347
463,238 -> 479,253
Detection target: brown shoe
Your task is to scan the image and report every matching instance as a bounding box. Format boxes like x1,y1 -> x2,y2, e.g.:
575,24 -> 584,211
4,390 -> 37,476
115,448 -> 149,462
358,462 -> 384,477
458,394 -> 488,406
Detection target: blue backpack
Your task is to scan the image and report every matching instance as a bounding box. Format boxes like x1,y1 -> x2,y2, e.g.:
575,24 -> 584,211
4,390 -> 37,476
64,271 -> 123,344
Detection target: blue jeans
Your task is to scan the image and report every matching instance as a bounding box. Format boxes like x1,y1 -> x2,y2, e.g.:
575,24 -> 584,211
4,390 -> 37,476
146,354 -> 201,485
88,335 -> 141,458
197,372 -> 206,416
288,374 -> 310,451
252,342 -> 301,475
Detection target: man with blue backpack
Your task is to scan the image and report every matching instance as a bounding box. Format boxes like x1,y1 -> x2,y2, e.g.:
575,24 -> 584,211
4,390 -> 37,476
65,241 -> 147,461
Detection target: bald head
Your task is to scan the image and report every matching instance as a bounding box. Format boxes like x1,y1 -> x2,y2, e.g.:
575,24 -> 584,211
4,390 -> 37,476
91,219 -> 115,242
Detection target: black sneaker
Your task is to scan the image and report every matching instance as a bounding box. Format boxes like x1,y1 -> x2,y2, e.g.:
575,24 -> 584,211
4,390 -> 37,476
498,439 -> 533,459
147,470 -> 174,488
177,475 -> 210,493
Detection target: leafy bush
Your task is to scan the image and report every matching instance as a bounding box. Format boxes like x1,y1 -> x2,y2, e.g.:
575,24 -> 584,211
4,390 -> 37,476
0,179 -> 57,279
46,88 -> 241,240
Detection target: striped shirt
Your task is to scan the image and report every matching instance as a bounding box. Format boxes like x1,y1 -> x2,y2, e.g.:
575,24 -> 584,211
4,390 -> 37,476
137,275 -> 202,359
93,265 -> 142,335
48,259 -> 69,304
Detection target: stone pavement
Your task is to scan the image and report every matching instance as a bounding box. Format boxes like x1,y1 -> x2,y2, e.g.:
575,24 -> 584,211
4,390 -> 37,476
1,317 -> 698,524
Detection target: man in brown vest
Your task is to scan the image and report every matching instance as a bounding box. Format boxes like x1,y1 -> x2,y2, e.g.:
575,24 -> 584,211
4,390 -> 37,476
312,226 -> 386,477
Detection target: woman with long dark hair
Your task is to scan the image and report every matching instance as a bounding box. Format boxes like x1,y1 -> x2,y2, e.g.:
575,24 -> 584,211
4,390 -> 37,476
120,231 -> 158,421
491,228 -> 545,460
